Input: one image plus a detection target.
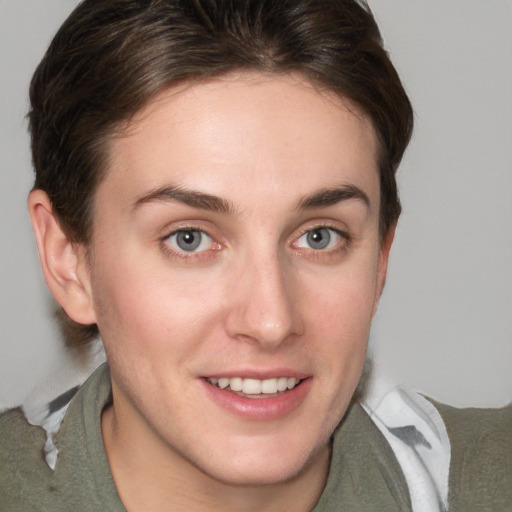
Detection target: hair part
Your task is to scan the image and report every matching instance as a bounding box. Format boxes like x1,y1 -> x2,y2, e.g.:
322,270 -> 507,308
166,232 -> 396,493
29,0 -> 413,344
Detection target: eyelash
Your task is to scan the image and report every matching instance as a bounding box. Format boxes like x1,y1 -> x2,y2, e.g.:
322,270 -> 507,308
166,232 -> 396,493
159,223 -> 352,262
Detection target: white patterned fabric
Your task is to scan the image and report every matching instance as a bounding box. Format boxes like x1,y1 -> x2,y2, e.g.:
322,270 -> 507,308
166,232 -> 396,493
362,385 -> 451,512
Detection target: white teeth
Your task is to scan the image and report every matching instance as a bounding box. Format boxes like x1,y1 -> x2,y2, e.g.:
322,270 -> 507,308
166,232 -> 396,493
277,377 -> 288,392
230,377 -> 243,392
261,378 -> 278,394
287,377 -> 297,390
208,376 -> 301,394
242,378 -> 261,394
218,378 -> 230,389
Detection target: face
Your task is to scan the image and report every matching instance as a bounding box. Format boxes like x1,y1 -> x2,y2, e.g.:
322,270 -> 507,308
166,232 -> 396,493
87,73 -> 389,486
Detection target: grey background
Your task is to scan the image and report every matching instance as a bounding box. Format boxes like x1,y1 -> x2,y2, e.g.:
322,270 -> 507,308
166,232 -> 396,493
1,0 -> 511,409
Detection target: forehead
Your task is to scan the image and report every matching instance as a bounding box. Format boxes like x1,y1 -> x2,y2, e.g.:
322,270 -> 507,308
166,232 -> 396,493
100,72 -> 380,214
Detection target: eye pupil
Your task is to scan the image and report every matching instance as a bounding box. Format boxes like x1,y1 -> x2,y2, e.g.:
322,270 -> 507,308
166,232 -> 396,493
176,230 -> 202,251
307,228 -> 331,250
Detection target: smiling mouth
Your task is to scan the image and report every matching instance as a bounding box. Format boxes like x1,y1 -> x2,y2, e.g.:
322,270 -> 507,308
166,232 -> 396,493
205,376 -> 303,399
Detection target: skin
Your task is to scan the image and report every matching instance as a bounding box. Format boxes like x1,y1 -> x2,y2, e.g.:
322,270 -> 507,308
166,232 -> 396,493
29,72 -> 394,511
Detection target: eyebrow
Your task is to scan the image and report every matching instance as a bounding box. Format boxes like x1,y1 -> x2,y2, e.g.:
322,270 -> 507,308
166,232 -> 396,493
297,184 -> 370,211
132,183 -> 370,215
133,185 -> 236,214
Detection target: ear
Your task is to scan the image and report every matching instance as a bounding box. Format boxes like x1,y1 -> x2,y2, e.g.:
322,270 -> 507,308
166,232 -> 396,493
28,190 -> 97,326
372,224 -> 396,318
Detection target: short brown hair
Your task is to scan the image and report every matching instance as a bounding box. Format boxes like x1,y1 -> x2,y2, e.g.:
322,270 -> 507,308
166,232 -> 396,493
29,0 -> 413,343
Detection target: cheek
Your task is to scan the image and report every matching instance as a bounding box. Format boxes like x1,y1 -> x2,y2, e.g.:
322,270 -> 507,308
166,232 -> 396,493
301,260 -> 378,384
89,249 -> 222,360
304,262 -> 378,337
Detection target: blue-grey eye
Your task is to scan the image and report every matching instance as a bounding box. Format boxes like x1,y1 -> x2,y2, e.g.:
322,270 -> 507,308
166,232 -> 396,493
166,230 -> 212,253
296,227 -> 341,250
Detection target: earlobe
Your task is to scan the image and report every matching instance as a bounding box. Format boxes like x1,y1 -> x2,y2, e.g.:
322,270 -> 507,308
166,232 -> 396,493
28,190 -> 97,326
372,224 -> 396,318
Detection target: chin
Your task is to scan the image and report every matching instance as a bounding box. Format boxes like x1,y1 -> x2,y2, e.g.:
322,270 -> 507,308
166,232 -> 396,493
195,434 -> 330,487
205,459 -> 308,487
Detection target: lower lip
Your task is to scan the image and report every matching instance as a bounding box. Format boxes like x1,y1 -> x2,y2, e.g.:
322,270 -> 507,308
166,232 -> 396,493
201,378 -> 312,421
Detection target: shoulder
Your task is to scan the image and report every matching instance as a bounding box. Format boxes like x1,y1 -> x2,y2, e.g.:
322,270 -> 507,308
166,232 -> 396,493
362,380 -> 512,512
0,406 -> 53,509
0,406 -> 50,472
0,364 -> 121,511
434,399 -> 512,450
432,401 -> 512,512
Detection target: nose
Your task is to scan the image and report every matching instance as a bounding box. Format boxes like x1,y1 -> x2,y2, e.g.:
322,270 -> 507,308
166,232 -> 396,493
225,252 -> 303,349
